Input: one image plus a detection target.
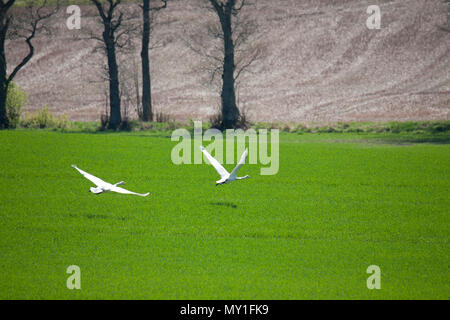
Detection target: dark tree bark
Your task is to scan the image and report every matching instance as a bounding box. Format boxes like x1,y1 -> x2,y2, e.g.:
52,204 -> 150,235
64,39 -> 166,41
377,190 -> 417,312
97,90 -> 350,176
0,0 -> 58,128
209,0 -> 242,129
91,0 -> 123,129
141,0 -> 152,122
186,0 -> 260,130
140,0 -> 167,122
0,1 -> 12,128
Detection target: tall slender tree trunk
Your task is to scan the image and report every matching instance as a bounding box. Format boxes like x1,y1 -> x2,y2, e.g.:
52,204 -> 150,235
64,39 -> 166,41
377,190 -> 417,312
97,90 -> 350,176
141,0 -> 153,122
133,57 -> 140,116
220,8 -> 239,129
0,14 -> 9,128
0,82 -> 7,129
103,28 -> 121,128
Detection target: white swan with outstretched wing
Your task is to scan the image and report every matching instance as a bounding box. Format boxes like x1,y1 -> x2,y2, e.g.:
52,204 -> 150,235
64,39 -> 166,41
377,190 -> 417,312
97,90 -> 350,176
72,165 -> 150,197
200,146 -> 250,185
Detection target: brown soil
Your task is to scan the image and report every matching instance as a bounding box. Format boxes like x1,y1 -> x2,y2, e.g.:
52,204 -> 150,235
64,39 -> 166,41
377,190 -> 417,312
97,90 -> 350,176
6,0 -> 450,122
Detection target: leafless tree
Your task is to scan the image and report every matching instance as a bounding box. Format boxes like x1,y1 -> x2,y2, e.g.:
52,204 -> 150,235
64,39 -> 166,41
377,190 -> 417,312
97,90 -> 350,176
132,55 -> 141,119
140,0 -> 167,122
188,0 -> 262,129
0,0 -> 59,128
90,0 -> 139,129
118,53 -> 141,122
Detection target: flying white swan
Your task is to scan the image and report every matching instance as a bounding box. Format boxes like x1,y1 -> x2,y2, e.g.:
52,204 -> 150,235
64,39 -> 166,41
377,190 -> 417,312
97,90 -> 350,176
200,146 -> 250,185
72,165 -> 150,197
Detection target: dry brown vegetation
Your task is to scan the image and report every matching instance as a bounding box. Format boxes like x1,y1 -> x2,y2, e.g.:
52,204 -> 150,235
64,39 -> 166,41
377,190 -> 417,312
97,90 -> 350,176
6,0 -> 450,123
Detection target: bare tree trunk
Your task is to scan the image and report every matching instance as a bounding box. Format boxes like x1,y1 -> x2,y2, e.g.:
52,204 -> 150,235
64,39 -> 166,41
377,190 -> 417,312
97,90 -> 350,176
92,0 -> 122,129
133,57 -> 141,118
0,0 -> 13,128
141,0 -> 152,121
209,0 -> 240,129
0,18 -> 9,128
0,86 -> 7,129
220,6 -> 239,129
140,0 -> 166,122
187,1 -> 260,130
104,33 -> 121,128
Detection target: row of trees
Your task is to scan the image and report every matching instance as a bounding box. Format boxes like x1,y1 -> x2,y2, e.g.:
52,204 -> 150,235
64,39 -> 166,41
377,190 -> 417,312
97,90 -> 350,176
90,0 -> 168,128
0,0 -> 259,130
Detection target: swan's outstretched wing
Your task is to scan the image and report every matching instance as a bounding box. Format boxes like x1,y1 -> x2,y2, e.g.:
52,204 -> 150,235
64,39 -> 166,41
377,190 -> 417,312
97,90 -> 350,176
110,186 -> 150,197
229,149 -> 248,179
72,165 -> 108,187
200,146 -> 229,178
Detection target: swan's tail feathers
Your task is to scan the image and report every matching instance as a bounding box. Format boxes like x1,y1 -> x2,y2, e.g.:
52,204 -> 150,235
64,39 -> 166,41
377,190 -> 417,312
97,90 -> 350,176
89,187 -> 104,194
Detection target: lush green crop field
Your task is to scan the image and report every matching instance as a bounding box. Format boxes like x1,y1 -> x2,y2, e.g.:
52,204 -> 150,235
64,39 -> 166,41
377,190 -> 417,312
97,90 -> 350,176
0,130 -> 448,299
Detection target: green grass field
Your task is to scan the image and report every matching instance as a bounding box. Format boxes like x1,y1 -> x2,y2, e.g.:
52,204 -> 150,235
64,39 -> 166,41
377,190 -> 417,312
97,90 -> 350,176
0,130 -> 448,299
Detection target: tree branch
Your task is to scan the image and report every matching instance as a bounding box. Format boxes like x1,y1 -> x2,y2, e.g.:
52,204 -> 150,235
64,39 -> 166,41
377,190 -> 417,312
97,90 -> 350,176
7,1 -> 60,84
91,0 -> 107,22
1,0 -> 15,12
141,0 -> 168,12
